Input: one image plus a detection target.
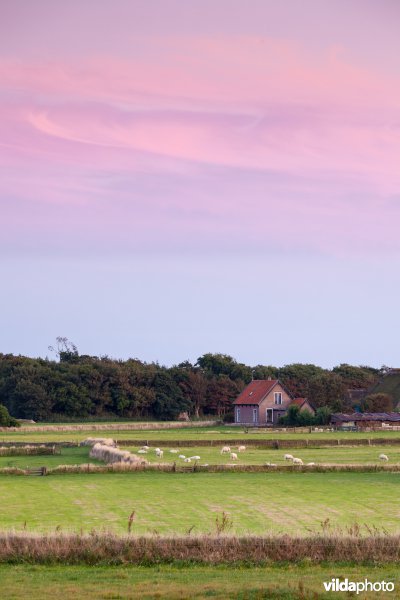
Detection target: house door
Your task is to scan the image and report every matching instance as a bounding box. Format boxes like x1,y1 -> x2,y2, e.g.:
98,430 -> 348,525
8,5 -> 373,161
253,408 -> 258,424
266,409 -> 274,424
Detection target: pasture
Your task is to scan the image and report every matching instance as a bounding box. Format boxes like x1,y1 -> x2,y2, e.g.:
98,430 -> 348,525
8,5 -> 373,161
1,442 -> 400,469
2,424 -> 400,444
0,563 -> 398,599
0,447 -> 101,470
1,471 -> 400,535
126,444 -> 400,465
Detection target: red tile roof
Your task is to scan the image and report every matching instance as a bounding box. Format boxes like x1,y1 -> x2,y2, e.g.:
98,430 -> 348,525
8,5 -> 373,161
233,380 -> 279,405
291,398 -> 307,407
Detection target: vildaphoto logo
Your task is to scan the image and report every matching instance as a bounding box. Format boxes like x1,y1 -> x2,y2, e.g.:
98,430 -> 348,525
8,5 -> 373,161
323,578 -> 395,594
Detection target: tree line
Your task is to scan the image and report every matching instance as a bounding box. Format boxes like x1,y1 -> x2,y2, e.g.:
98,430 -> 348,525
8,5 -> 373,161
0,345 -> 389,422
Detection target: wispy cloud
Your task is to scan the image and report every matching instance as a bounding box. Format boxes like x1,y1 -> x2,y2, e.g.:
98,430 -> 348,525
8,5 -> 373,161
1,34 -> 399,257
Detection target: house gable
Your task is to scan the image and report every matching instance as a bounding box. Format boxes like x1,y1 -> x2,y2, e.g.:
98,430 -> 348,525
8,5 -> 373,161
290,398 -> 316,415
258,383 -> 293,423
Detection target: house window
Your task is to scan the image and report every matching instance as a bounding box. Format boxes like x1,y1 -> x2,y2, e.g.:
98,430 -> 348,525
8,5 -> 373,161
253,408 -> 258,423
274,392 -> 282,405
236,407 -> 241,422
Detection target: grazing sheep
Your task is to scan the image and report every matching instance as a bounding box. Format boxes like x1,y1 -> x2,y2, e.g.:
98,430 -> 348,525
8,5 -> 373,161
155,448 -> 161,453
141,446 -> 150,451
184,457 -> 192,463
292,457 -> 303,465
230,452 -> 238,461
178,454 -> 186,459
284,454 -> 294,461
156,449 -> 163,458
220,446 -> 231,454
190,456 -> 201,460
137,449 -> 147,454
169,449 -> 178,453
238,445 -> 246,452
265,462 -> 277,467
379,454 -> 389,461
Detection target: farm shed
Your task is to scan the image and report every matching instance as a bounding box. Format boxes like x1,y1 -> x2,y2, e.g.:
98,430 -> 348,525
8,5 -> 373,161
331,412 -> 400,430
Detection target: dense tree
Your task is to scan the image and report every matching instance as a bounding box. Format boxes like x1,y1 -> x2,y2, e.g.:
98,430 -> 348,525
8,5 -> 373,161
197,353 -> 252,382
278,364 -> 324,398
332,364 -> 380,389
360,393 -> 393,413
0,351 -> 390,422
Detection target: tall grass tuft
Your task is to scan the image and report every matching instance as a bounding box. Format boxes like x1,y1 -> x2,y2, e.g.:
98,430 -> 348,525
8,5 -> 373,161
0,527 -> 400,565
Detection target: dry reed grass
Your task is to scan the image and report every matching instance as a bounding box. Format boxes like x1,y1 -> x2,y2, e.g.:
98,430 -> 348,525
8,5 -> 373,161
2,461 -> 400,476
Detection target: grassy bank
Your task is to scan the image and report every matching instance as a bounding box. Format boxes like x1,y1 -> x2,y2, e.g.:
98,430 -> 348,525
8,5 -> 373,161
2,563 -> 398,599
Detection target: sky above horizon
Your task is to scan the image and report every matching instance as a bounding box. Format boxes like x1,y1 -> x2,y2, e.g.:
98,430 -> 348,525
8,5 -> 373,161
1,0 -> 399,368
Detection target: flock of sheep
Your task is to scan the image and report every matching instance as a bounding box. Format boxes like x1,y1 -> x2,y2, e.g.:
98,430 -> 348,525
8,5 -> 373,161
80,438 -> 391,466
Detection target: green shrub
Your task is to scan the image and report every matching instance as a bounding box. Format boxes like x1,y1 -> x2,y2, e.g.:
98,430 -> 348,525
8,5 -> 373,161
0,404 -> 20,427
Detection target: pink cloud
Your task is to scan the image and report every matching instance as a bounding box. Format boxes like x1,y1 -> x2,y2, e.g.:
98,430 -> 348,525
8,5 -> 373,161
1,35 -> 399,256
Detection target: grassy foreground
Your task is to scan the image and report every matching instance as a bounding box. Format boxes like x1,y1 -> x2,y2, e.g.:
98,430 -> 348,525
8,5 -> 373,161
1,563 -> 398,599
2,471 -> 400,535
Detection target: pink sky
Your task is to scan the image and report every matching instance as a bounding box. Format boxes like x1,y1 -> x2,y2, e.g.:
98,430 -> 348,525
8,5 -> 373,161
1,0 -> 400,258
1,1 -> 400,365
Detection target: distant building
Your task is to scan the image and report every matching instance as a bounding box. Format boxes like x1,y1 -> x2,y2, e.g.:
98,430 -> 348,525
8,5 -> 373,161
331,412 -> 400,429
233,379 -> 315,426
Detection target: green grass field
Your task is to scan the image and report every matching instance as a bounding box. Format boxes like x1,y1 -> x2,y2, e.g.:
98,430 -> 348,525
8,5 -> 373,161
2,425 -> 400,444
1,563 -> 398,599
3,443 -> 400,469
0,447 -> 101,469
1,471 -> 399,535
127,444 -> 400,465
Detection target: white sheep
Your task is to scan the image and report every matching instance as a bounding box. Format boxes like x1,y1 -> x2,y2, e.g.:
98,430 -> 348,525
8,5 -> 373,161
230,452 -> 238,461
238,445 -> 246,452
137,449 -> 147,454
156,449 -> 163,458
265,462 -> 277,467
169,449 -> 178,453
155,448 -> 161,453
141,445 -> 150,451
221,446 -> 231,454
379,454 -> 389,461
284,454 -> 294,461
184,457 -> 192,463
190,456 -> 201,460
292,457 -> 303,465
